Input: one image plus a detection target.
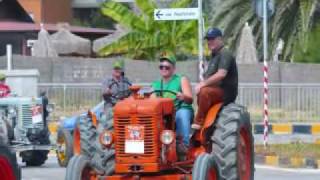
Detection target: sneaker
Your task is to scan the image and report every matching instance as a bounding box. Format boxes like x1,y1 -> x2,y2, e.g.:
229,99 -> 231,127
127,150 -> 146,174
191,123 -> 201,130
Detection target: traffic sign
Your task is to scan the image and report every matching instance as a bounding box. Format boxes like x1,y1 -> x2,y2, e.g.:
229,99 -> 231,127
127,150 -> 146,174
154,8 -> 199,21
253,0 -> 275,19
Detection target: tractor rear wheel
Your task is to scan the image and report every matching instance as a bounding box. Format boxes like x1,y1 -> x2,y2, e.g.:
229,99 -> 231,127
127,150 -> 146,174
211,103 -> 254,180
192,153 -> 219,180
56,127 -> 73,167
0,145 -> 20,180
78,110 -> 115,174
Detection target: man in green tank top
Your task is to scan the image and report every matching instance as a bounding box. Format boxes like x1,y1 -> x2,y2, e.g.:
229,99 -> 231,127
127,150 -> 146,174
151,53 -> 194,152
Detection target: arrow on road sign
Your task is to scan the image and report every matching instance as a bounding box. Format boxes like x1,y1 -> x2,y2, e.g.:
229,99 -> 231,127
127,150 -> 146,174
156,10 -> 163,19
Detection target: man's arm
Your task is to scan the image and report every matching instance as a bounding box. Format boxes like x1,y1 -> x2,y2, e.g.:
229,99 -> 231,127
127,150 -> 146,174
178,76 -> 193,104
202,69 -> 227,87
204,51 -> 233,87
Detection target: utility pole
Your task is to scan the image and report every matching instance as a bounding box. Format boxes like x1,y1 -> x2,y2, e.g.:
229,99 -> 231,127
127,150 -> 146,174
198,0 -> 204,81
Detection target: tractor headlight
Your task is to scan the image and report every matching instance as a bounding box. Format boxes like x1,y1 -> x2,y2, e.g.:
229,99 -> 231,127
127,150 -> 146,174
8,107 -> 16,116
161,130 -> 174,145
46,104 -> 55,113
99,131 -> 113,147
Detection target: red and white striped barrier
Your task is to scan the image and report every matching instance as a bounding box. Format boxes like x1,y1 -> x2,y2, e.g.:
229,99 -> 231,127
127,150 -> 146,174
263,60 -> 269,146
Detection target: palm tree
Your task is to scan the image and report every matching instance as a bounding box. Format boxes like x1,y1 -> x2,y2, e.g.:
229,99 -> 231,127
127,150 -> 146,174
208,0 -> 319,62
99,0 -> 199,60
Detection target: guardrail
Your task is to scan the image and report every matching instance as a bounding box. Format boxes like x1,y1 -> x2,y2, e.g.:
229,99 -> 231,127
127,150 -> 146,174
39,83 -> 320,122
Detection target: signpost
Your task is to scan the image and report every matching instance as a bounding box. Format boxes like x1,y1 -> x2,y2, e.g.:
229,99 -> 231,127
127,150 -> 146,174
153,8 -> 199,21
253,0 -> 274,147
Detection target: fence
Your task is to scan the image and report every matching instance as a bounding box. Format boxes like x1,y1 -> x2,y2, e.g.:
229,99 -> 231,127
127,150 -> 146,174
39,83 -> 320,123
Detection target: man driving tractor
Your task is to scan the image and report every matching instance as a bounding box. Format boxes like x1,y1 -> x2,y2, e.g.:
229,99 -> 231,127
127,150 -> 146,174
192,28 -> 238,130
151,52 -> 194,157
102,60 -> 132,111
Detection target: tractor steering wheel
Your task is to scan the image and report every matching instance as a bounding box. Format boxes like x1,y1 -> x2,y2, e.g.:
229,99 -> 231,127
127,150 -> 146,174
152,90 -> 184,108
152,89 -> 177,97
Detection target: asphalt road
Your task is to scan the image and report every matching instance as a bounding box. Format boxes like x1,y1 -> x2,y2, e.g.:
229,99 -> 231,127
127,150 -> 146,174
20,156 -> 320,180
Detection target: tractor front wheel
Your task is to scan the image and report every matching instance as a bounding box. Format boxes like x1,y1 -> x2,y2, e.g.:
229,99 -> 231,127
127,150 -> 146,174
65,155 -> 96,180
56,127 -> 74,167
192,153 -> 219,180
211,103 -> 254,180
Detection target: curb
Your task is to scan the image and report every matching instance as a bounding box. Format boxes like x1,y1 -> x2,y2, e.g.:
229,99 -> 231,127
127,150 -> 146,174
254,123 -> 320,135
255,154 -> 320,169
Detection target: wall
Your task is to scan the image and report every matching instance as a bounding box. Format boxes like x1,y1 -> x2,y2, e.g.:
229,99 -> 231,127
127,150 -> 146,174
1,55 -> 320,84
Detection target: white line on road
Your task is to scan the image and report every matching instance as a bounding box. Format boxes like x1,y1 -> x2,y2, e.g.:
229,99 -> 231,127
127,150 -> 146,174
255,165 -> 320,173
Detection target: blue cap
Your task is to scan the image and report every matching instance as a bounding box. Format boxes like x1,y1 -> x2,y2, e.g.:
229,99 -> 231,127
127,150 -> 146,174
205,28 -> 223,39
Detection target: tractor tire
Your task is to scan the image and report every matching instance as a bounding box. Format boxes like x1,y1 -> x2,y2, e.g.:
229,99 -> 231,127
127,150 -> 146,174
79,111 -> 115,174
192,153 -> 219,180
0,119 -> 9,145
0,145 -> 20,180
65,155 -> 91,180
211,103 -> 254,180
20,150 -> 49,167
21,129 -> 50,167
56,127 -> 74,167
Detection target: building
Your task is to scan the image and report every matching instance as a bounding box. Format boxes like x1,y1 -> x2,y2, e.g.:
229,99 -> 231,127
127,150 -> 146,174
18,0 -> 72,24
0,0 -> 113,56
0,0 -> 33,22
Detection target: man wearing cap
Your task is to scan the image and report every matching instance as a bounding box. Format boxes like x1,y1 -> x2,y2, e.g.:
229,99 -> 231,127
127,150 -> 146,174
0,73 -> 10,98
192,28 -> 238,130
102,60 -> 132,110
151,52 -> 193,157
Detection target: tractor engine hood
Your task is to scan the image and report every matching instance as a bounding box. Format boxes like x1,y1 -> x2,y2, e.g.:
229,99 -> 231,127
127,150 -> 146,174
113,96 -> 174,173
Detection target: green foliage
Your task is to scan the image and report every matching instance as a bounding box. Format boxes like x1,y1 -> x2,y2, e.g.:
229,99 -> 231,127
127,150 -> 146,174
207,0 -> 319,61
293,25 -> 320,63
99,0 -> 199,60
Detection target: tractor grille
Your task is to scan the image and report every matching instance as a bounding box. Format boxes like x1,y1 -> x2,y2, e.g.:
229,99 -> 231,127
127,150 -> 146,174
21,104 -> 43,129
115,116 -> 156,158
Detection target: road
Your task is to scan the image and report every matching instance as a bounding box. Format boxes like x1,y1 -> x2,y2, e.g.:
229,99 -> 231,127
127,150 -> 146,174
20,156 -> 320,180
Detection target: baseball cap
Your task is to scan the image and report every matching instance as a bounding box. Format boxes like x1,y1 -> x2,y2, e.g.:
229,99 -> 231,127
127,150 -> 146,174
112,60 -> 124,69
160,52 -> 176,65
205,28 -> 223,39
0,73 -> 6,81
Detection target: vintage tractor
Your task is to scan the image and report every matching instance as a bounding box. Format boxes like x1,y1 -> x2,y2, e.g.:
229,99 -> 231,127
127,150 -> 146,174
66,86 -> 254,180
0,93 -> 55,167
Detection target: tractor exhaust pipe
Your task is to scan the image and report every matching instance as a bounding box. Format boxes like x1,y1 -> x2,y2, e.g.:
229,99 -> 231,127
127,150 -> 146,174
6,44 -> 12,71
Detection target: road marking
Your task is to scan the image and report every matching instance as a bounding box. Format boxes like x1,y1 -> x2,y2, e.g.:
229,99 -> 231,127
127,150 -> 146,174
255,165 -> 320,173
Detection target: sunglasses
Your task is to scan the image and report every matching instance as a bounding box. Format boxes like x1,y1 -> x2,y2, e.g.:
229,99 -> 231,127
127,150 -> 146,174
159,65 -> 171,70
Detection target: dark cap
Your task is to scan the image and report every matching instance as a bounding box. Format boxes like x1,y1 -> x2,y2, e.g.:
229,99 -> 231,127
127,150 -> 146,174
205,28 -> 223,39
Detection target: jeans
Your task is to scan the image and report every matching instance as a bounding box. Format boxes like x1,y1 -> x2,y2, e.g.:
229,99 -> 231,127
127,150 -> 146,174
175,108 -> 194,146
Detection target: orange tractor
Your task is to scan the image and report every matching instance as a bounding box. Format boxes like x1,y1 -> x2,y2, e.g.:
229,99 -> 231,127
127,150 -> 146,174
66,86 -> 254,180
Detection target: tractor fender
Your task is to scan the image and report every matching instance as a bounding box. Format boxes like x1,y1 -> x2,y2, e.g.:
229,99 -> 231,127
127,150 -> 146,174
193,103 -> 223,145
62,116 -> 80,131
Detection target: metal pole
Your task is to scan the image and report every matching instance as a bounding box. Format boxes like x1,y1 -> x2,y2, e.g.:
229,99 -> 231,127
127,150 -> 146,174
263,0 -> 268,61
262,0 -> 269,147
6,44 -> 12,71
198,0 -> 204,81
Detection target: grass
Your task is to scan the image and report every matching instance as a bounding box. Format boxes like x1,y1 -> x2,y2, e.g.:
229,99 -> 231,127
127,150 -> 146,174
255,143 -> 320,159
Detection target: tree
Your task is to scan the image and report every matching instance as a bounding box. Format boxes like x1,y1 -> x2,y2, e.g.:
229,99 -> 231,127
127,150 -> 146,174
99,0 -> 199,60
294,25 -> 320,63
208,0 -> 319,61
